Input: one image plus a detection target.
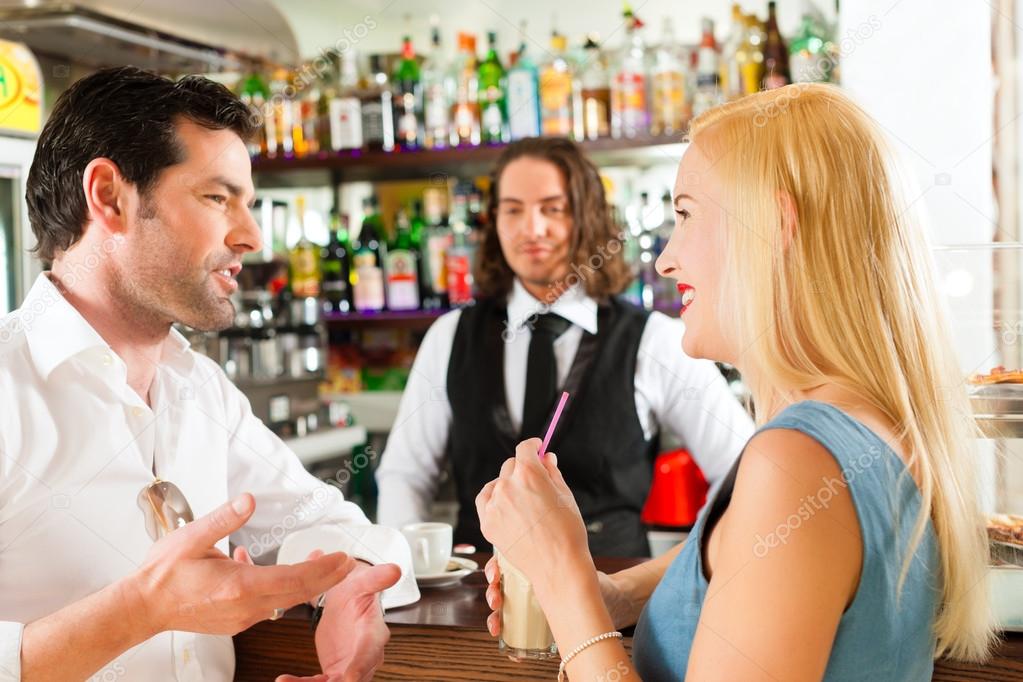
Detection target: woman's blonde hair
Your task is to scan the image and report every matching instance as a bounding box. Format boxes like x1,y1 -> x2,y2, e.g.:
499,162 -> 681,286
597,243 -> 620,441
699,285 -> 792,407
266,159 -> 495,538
689,83 -> 994,662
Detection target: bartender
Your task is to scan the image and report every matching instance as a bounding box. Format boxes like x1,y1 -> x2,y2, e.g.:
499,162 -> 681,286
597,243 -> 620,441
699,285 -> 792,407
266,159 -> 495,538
376,137 -> 753,557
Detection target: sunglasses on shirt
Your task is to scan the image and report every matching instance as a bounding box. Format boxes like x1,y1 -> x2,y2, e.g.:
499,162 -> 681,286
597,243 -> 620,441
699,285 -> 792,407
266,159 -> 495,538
137,478 -> 194,542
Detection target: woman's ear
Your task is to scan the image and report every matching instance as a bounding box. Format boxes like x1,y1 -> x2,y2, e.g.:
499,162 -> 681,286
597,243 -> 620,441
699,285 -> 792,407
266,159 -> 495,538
777,190 -> 798,251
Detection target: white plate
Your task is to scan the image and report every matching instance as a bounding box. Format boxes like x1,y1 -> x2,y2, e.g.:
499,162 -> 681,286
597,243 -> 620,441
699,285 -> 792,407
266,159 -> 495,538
416,557 -> 479,587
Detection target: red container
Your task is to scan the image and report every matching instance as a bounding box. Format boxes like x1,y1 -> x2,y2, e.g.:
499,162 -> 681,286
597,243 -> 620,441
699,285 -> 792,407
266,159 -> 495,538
641,448 -> 708,528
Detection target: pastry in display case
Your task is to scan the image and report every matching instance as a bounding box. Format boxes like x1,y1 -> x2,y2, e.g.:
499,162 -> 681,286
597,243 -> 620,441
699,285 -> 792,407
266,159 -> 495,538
988,513 -> 1023,565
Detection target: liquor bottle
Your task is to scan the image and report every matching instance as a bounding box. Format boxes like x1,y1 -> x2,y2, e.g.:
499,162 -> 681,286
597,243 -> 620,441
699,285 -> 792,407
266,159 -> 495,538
466,182 -> 485,232
449,32 -> 481,147
331,49 -> 363,151
385,209 -> 421,311
578,35 -> 611,140
394,35 -> 423,150
506,29 -> 542,140
652,190 -> 678,310
289,73 -> 309,158
445,218 -> 474,307
422,20 -> 450,149
789,12 -> 832,83
420,188 -> 452,309
692,18 -> 722,117
296,78 -> 321,157
321,210 -> 352,314
720,4 -> 745,101
650,18 -> 688,137
634,191 -> 658,310
540,31 -> 575,137
763,1 -> 790,89
409,200 -> 431,305
316,58 -> 336,154
362,55 -> 395,152
610,6 -> 649,139
239,71 -> 270,157
288,195 -> 322,298
619,202 -> 644,307
266,68 -> 294,158
737,14 -> 765,96
409,199 -> 427,247
351,197 -> 385,312
477,31 -> 508,144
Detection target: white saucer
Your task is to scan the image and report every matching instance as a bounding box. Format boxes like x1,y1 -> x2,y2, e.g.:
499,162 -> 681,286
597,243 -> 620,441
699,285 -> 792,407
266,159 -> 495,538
415,556 -> 478,587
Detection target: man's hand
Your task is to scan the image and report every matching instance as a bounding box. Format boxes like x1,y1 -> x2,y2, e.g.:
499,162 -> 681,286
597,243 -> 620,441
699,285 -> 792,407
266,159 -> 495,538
130,493 -> 357,636
275,560 -> 402,682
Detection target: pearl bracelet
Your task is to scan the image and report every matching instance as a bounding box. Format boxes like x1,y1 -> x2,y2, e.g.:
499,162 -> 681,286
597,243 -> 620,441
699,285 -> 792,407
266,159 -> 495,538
557,630 -> 624,681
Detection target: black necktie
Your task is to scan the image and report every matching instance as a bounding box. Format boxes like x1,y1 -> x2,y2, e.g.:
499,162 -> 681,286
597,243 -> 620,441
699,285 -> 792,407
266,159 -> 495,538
521,313 -> 572,439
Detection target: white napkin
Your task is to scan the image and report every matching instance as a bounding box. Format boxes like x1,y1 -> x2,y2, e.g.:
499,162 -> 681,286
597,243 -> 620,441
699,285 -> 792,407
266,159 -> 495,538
277,524 -> 421,610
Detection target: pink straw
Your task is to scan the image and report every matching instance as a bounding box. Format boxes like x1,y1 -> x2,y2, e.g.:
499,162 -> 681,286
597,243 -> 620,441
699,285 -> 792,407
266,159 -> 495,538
539,392 -> 570,458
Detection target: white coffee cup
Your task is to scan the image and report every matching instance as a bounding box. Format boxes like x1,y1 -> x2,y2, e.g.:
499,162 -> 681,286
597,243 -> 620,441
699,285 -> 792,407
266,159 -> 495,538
401,522 -> 453,575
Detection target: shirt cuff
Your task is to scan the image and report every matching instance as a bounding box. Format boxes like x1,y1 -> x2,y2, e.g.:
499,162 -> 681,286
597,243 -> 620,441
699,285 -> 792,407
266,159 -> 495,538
276,524 -> 420,611
0,621 -> 24,681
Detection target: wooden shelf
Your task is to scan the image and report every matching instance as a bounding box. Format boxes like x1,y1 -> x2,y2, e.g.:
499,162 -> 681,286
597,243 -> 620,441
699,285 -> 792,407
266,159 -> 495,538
251,135 -> 688,186
234,373 -> 323,390
323,309 -> 447,330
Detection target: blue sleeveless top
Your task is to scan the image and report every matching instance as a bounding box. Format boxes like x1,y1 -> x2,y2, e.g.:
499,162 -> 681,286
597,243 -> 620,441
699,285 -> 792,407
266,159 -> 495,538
632,401 -> 940,680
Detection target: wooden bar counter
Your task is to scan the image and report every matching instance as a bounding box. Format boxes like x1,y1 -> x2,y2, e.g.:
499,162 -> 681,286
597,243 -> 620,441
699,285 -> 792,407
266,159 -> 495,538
234,554 -> 1023,681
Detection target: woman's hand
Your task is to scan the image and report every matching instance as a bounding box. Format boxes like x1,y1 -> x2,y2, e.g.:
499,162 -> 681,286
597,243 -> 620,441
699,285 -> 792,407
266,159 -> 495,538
484,561 -> 641,636
475,438 -> 591,597
477,439 -> 633,680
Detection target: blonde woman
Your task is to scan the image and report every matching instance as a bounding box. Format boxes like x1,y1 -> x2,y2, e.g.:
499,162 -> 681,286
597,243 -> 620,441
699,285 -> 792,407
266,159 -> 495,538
476,83 -> 994,681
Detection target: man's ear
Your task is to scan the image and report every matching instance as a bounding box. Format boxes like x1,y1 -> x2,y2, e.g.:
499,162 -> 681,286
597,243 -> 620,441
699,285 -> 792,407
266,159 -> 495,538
81,157 -> 131,238
777,190 -> 798,251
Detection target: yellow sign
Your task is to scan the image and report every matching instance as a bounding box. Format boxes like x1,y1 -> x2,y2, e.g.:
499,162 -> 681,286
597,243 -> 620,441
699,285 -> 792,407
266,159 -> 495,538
0,40 -> 42,136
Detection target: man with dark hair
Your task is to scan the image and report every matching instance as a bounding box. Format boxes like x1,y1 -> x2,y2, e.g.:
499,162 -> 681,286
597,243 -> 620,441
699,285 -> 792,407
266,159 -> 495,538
376,137 -> 754,557
0,67 -> 416,681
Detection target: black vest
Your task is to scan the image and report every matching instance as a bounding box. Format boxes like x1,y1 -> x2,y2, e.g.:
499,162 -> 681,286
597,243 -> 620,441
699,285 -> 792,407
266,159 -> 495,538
445,295 -> 658,557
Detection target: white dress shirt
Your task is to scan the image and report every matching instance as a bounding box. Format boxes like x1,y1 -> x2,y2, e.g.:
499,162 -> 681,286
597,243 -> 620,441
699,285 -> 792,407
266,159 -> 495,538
0,274 -> 416,682
375,279 -> 754,529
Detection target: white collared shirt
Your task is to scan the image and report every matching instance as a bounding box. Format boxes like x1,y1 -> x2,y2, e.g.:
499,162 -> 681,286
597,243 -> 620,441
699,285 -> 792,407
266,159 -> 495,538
0,274 -> 416,681
375,279 -> 754,528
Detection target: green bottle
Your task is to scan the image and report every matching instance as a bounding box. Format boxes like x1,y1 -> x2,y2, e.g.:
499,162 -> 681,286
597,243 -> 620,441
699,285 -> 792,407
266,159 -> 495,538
385,209 -> 420,311
239,71 -> 270,157
351,197 -> 385,312
321,211 -> 352,314
409,200 -> 426,248
789,14 -> 832,83
477,31 -> 508,144
410,200 -> 430,305
394,35 -> 422,149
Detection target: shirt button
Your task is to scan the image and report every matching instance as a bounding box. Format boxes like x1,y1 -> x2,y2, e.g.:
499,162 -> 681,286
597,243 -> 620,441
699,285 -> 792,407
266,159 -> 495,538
183,649 -> 191,664
131,407 -> 144,417
101,353 -> 113,366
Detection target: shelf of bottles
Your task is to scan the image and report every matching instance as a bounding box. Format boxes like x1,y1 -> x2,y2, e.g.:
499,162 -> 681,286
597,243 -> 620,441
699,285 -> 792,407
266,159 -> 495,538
286,176 -> 683,325
239,2 -> 838,187
238,1 -> 839,394
292,182 -> 489,321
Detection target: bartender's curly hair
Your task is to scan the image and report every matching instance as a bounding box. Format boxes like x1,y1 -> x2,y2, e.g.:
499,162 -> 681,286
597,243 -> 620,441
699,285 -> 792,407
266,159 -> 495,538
475,137 -> 633,301
26,66 -> 258,262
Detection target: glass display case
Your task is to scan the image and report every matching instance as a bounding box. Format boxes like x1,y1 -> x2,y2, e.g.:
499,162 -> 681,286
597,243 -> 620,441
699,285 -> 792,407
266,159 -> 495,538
932,242 -> 1023,630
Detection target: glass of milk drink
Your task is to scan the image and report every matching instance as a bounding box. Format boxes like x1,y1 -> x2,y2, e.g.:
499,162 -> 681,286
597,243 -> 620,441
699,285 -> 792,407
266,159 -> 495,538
497,550 -> 558,660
